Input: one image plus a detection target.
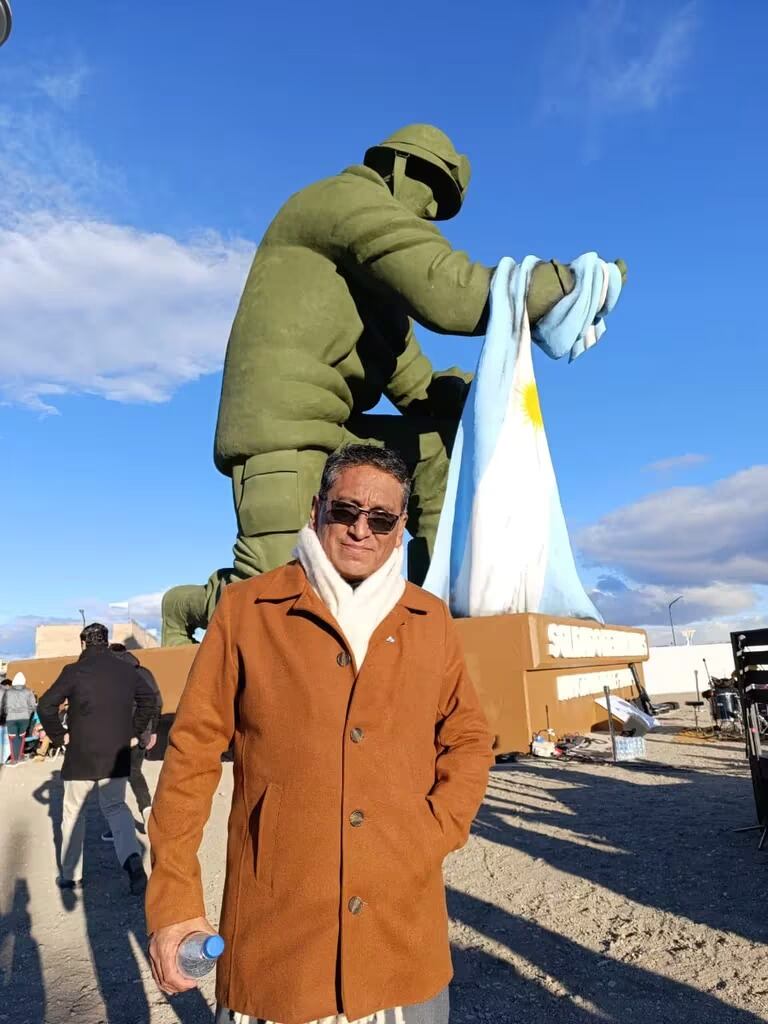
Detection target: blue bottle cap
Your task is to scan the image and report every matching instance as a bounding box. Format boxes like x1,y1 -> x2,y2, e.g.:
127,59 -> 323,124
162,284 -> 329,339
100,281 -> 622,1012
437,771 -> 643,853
203,935 -> 225,959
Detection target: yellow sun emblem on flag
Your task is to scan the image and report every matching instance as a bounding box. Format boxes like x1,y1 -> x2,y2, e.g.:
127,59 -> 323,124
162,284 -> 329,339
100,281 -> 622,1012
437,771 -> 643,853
522,381 -> 543,429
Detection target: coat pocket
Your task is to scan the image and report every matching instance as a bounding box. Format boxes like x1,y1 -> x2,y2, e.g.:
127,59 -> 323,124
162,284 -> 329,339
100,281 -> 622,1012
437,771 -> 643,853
362,795 -> 445,898
417,797 -> 448,865
248,779 -> 283,894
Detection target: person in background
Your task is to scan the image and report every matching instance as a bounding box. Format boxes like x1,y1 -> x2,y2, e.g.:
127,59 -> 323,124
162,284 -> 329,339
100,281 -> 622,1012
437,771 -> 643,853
35,700 -> 68,760
100,643 -> 162,841
25,708 -> 43,757
37,622 -> 156,895
1,672 -> 37,766
33,719 -> 52,761
0,677 -> 11,763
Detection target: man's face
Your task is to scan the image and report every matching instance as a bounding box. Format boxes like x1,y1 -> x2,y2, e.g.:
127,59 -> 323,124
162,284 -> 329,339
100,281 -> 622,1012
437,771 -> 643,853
310,465 -> 407,582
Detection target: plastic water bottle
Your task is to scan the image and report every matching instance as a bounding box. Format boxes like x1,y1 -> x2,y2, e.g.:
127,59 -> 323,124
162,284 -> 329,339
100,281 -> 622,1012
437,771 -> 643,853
177,932 -> 225,979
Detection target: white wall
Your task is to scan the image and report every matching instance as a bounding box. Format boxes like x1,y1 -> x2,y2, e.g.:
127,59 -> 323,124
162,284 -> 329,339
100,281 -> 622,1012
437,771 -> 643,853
112,621 -> 159,649
643,642 -> 735,696
35,620 -> 158,658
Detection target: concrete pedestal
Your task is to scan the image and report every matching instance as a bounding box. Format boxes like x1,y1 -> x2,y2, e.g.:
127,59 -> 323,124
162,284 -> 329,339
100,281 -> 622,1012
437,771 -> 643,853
454,613 -> 648,754
9,615 -> 648,756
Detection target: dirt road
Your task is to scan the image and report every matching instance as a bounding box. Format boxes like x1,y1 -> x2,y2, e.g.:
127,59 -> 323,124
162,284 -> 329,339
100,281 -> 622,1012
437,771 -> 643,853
1,701 -> 766,1024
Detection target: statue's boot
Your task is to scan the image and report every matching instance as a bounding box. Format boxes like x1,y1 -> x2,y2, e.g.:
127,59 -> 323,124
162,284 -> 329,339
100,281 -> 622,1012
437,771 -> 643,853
161,568 -> 243,646
161,584 -> 208,646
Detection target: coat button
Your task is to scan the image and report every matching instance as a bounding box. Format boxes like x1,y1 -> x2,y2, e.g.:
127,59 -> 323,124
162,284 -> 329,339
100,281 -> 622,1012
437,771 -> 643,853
348,896 -> 364,915
349,809 -> 365,827
350,727 -> 364,743
336,651 -> 351,667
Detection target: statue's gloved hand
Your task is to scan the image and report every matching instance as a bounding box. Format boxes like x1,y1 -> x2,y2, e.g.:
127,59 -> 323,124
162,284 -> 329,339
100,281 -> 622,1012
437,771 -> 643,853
527,257 -> 627,325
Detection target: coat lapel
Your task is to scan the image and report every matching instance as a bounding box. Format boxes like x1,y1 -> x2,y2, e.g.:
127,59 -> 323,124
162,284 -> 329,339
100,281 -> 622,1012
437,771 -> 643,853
366,581 -> 432,653
264,563 -> 434,668
289,574 -> 353,655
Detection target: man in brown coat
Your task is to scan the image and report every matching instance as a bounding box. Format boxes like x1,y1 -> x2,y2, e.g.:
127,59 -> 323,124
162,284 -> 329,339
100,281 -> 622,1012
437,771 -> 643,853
147,444 -> 494,1024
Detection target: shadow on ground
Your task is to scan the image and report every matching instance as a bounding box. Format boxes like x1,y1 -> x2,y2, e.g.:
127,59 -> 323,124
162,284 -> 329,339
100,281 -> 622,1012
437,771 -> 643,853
447,759 -> 766,1023
448,888 -> 766,1024
0,873 -> 46,1023
477,762 -> 762,942
25,773 -> 214,1024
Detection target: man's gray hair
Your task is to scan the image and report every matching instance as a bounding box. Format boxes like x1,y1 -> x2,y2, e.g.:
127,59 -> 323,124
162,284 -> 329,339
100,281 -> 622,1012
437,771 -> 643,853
319,445 -> 412,510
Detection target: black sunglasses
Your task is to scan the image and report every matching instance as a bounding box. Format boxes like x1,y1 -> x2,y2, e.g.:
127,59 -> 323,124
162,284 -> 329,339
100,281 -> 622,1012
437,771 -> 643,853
324,499 -> 402,535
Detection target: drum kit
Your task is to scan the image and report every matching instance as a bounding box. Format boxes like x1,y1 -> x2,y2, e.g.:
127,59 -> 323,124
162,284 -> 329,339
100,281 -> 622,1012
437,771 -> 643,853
701,674 -> 744,737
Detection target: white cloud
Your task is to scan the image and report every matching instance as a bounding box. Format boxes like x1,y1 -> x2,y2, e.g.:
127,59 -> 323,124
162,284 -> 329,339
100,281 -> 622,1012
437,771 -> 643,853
0,59 -> 255,411
0,109 -> 109,220
0,591 -> 165,661
0,214 -> 252,411
107,590 -> 164,626
36,64 -> 90,108
643,613 -> 768,646
76,590 -> 164,635
0,73 -> 114,219
577,466 -> 768,587
0,615 -> 67,662
540,1 -> 696,125
605,3 -> 696,112
644,453 -> 708,473
590,575 -> 759,628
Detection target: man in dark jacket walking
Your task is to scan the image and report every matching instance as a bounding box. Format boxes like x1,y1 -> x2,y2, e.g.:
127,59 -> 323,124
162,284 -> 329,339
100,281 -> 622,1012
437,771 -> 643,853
37,622 -> 156,895
100,643 -> 163,841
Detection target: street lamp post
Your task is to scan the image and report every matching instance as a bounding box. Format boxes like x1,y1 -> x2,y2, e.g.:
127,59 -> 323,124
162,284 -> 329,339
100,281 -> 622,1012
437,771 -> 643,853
668,595 -> 683,646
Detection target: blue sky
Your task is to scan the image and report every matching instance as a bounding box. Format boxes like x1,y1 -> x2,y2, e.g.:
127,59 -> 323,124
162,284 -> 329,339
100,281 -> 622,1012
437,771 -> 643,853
2,0 -> 767,657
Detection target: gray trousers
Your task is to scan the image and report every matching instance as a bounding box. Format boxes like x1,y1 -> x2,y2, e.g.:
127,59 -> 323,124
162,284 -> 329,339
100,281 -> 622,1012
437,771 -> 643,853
61,777 -> 140,881
216,987 -> 449,1024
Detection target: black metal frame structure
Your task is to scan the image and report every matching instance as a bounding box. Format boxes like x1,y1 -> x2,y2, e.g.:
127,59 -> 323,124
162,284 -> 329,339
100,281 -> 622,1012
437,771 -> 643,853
731,628 -> 768,850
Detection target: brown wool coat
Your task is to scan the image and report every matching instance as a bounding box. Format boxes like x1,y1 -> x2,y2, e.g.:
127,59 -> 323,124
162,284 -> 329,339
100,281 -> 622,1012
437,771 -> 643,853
145,562 -> 493,1024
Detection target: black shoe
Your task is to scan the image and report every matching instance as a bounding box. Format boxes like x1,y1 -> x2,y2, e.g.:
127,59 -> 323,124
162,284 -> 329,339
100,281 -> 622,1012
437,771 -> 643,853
123,853 -> 147,896
101,830 -> 114,842
56,877 -> 82,890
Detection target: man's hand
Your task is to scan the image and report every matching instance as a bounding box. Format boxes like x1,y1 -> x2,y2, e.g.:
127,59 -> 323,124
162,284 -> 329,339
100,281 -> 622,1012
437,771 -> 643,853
148,917 -> 217,995
130,737 -> 139,749
145,733 -> 157,752
63,733 -> 69,746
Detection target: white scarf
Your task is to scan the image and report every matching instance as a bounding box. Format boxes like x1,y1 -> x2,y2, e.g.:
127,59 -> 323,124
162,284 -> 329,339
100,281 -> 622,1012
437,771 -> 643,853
294,525 -> 406,672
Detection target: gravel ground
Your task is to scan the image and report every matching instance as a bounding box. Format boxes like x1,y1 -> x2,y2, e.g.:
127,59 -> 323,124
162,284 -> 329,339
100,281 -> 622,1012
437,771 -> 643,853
1,697 -> 766,1024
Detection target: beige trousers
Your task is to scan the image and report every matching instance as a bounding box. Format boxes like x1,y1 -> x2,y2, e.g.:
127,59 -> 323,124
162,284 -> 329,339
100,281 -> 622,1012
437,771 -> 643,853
61,777 -> 139,881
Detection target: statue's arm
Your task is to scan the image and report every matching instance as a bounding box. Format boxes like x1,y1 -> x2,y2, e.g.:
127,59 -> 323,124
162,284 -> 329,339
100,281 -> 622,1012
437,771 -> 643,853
338,203 -> 492,336
384,321 -> 434,410
336,189 -> 626,334
385,321 -> 472,421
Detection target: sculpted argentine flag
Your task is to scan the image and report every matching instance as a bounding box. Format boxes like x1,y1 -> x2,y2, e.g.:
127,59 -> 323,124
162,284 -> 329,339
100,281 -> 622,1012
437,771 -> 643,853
424,254 -> 622,620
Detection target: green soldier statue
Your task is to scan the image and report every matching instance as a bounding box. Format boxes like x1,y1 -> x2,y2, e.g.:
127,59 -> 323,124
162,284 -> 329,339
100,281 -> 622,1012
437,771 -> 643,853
163,124 -> 625,644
